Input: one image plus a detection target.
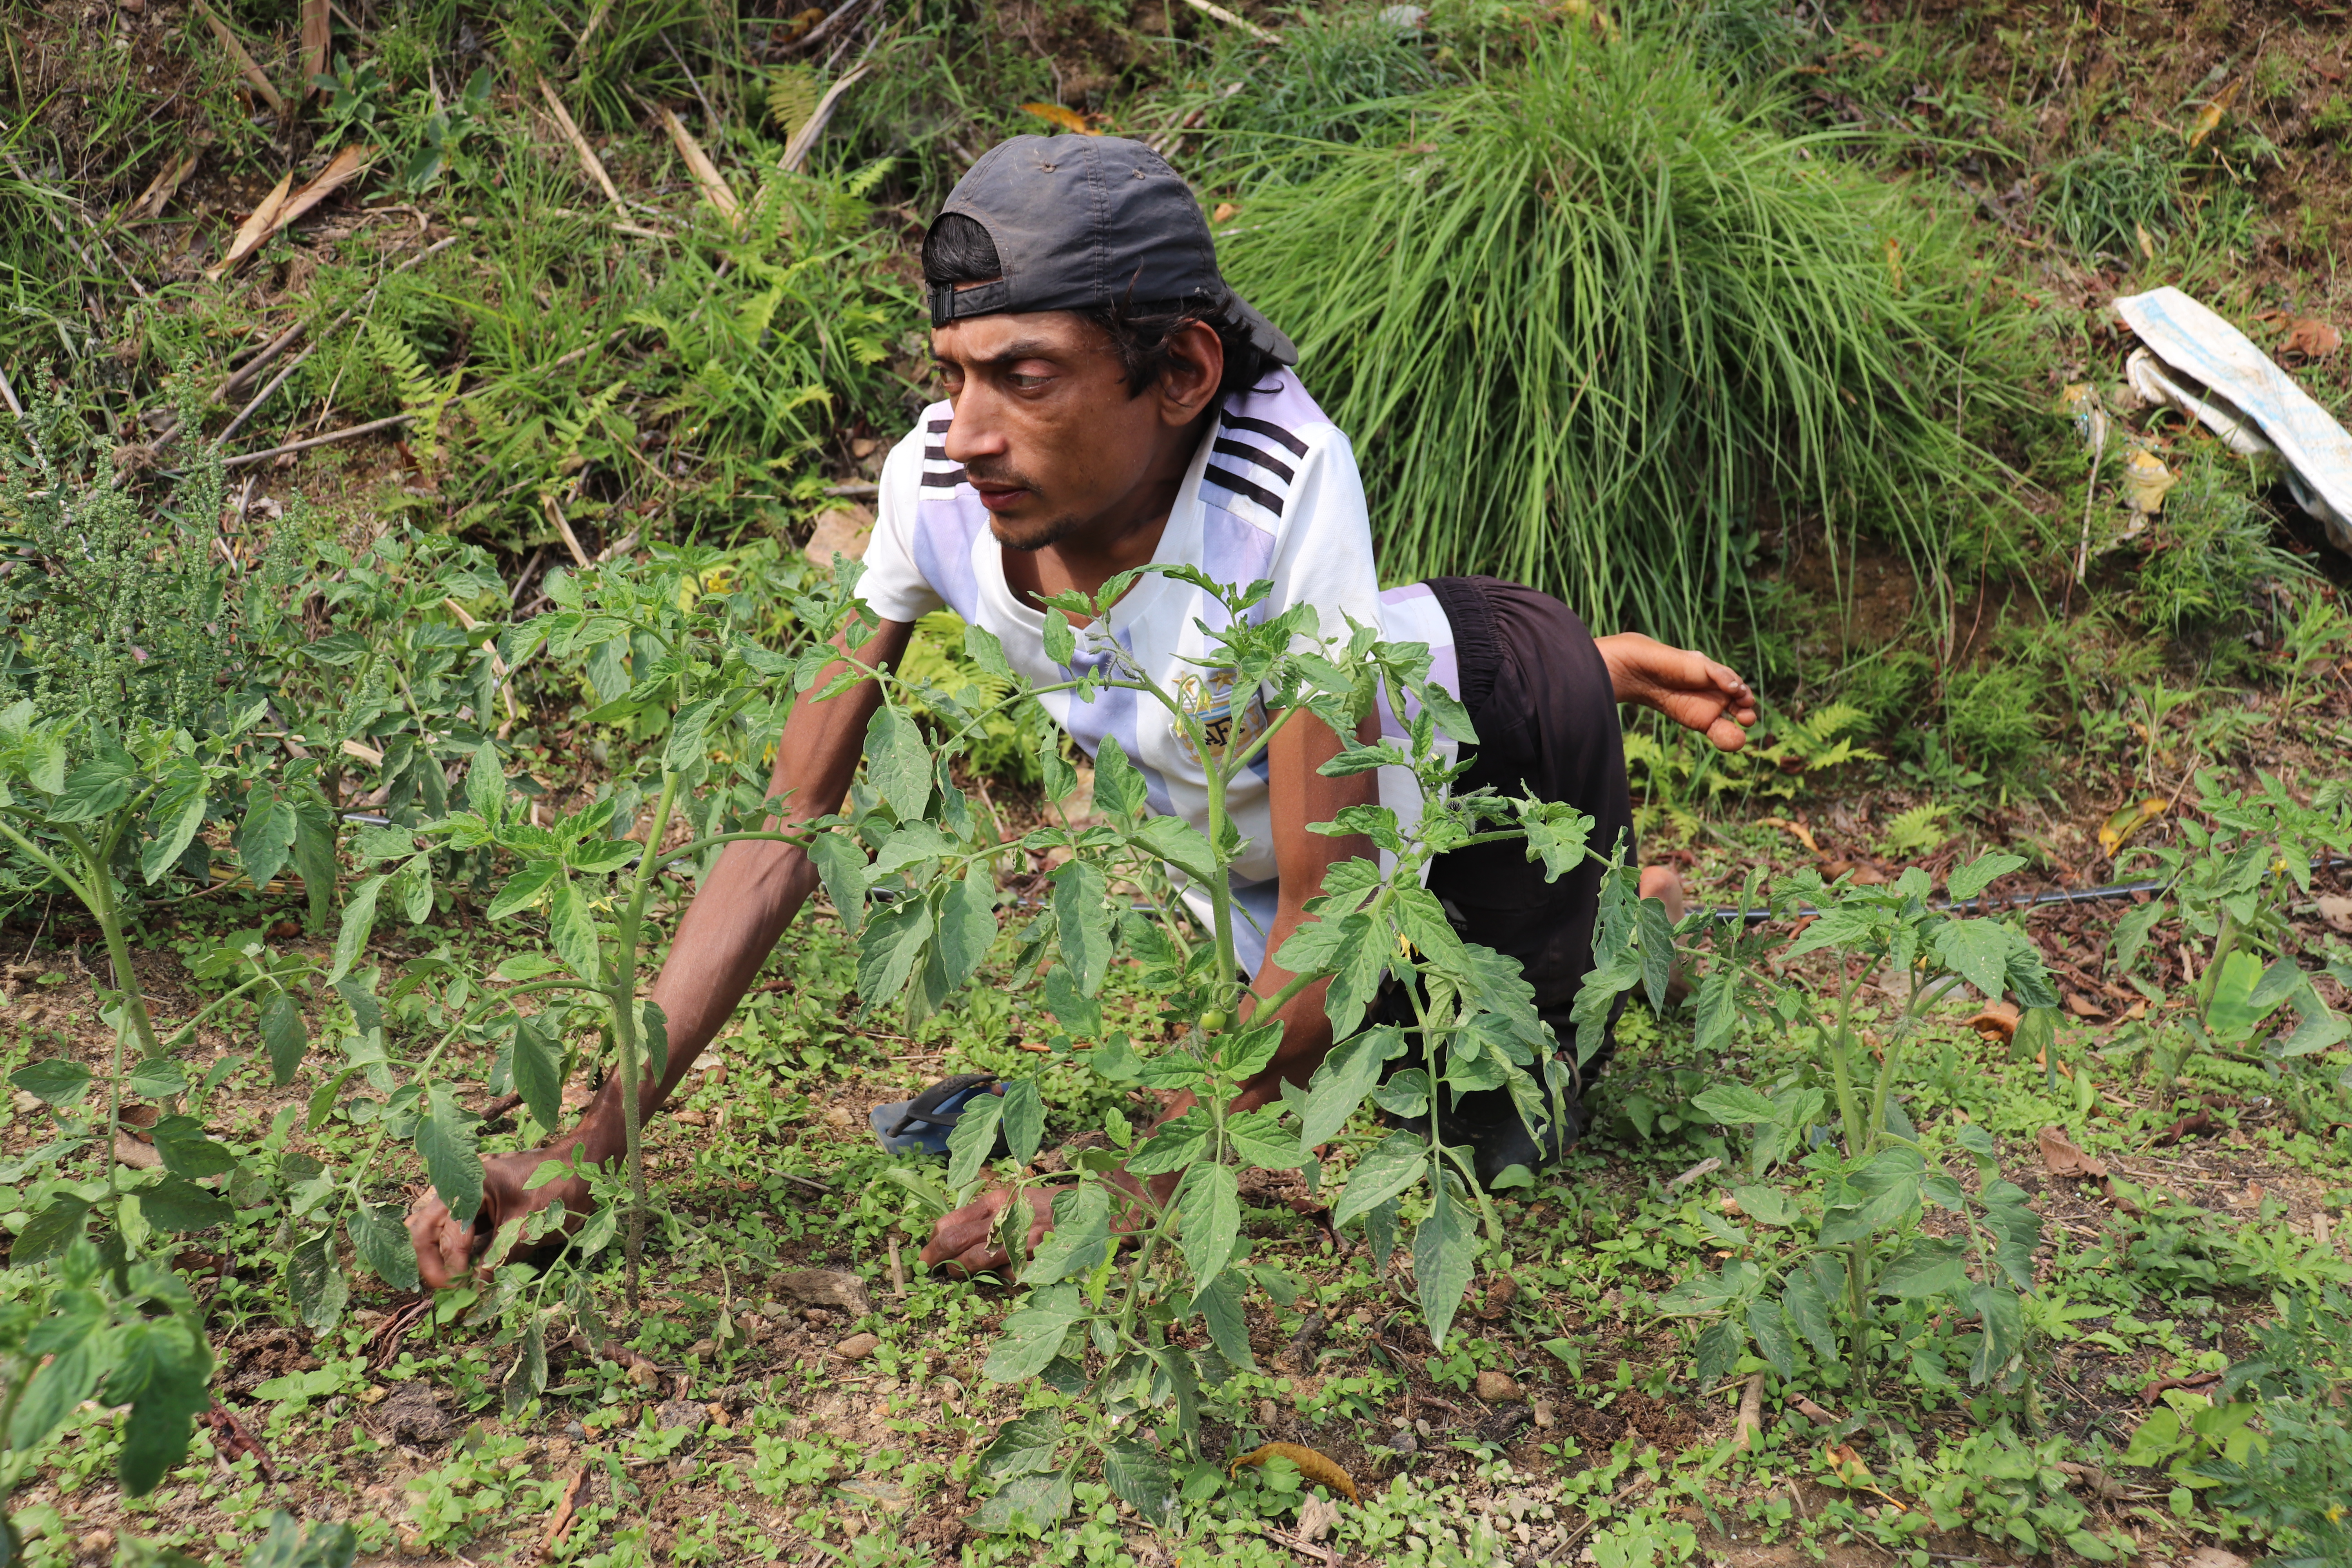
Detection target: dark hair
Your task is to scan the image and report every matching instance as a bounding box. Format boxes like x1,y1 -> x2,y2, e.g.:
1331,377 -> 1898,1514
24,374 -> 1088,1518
921,212 -> 1273,401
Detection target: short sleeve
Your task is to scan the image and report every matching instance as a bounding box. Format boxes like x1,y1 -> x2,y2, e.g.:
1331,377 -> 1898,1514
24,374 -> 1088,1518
1263,429 -> 1384,653
853,427 -> 946,625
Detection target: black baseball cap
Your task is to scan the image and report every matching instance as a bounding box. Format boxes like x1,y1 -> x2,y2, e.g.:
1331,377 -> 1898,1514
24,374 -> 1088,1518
927,134 -> 1298,367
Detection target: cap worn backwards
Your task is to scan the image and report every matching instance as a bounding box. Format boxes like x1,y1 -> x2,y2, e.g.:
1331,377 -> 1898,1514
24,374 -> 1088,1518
927,134 -> 1297,367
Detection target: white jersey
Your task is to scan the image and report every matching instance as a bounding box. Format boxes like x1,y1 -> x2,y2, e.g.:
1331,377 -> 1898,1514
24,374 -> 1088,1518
857,374 -> 1459,975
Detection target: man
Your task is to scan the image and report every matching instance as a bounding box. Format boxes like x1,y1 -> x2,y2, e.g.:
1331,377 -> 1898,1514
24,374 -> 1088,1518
408,135 -> 1755,1287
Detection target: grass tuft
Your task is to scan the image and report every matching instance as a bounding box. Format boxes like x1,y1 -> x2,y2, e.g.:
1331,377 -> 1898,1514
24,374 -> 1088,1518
1216,25 -> 2013,646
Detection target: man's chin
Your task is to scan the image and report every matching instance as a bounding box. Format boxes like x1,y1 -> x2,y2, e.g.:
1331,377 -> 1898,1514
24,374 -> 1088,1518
988,511 -> 1081,552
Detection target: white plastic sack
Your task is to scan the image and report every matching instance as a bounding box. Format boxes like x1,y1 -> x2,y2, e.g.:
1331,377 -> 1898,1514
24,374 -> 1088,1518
2114,287 -> 2352,556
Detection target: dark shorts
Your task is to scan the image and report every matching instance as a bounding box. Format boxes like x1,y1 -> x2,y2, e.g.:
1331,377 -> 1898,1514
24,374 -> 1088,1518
1406,575 -> 1637,1087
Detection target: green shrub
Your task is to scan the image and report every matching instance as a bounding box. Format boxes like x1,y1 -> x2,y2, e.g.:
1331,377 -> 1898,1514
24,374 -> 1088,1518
1216,26 -> 2006,647
2043,136 -> 2187,262
2133,452 -> 2308,636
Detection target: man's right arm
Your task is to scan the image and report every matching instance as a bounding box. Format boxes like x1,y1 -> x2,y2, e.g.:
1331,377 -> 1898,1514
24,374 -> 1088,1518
642,615 -> 915,1088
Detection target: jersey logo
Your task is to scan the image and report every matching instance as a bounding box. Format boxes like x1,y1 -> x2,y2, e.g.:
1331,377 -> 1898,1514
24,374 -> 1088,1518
1174,668 -> 1270,766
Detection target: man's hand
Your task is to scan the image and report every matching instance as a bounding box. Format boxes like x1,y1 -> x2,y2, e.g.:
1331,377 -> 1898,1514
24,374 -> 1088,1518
918,1187 -> 1054,1277
1595,633 -> 1757,751
406,1144 -> 595,1289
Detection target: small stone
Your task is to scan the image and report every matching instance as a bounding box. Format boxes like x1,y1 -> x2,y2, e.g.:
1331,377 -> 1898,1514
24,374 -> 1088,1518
11,1089 -> 41,1114
689,1338 -> 717,1357
824,1105 -> 853,1129
79,1530 -> 115,1557
1388,1429 -> 1419,1456
835,1332 -> 882,1360
1475,1370 -> 1523,1403
777,1268 -> 874,1317
1256,1398 -> 1279,1427
1530,1398 -> 1556,1429
377,1382 -> 455,1446
655,1399 -> 707,1433
1414,1417 -> 1433,1438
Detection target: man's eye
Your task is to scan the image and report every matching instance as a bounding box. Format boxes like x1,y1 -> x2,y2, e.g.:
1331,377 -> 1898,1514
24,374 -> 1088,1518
1008,372 -> 1052,390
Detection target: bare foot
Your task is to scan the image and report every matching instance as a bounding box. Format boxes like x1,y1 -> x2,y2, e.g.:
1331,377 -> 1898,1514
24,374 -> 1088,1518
406,1144 -> 596,1289
918,1187 -> 1054,1278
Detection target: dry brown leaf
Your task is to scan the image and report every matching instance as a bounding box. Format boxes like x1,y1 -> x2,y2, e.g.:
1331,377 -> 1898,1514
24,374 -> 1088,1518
272,145 -> 371,231
2152,1107 -> 2214,1147
2283,318 -> 2343,359
133,149 -> 201,222
2098,796 -> 2167,857
301,0 -> 331,100
205,173 -> 292,281
1791,1394 -> 1839,1424
1229,1442 -> 1358,1502
1759,815 -> 1820,855
192,0 -> 287,115
2140,1368 -> 2223,1406
539,1465 -> 587,1560
1212,202 -> 1240,223
657,106 -> 741,223
539,80 -> 629,222
2037,1125 -> 2109,1181
2186,80 -> 2240,147
2318,895 -> 2352,935
1020,102 -> 1098,135
1966,1000 -> 2021,1042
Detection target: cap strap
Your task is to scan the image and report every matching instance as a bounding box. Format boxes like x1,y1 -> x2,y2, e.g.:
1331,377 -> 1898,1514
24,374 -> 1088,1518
929,279 -> 1014,327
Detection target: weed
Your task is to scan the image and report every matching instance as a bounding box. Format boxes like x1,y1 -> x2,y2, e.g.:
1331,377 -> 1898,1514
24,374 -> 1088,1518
2043,136 -> 2188,263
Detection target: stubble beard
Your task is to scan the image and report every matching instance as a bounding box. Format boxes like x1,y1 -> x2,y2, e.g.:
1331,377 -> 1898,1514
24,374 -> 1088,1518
975,470 -> 1086,553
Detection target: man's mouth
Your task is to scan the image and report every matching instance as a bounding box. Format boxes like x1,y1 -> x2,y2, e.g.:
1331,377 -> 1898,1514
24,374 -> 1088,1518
970,480 -> 1029,512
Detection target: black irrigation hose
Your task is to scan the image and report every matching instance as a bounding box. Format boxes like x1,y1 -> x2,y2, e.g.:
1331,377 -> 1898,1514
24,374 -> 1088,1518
1710,857 -> 2352,924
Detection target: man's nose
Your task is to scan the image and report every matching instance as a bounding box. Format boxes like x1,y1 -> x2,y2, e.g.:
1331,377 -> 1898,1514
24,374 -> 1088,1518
941,389 -> 1007,465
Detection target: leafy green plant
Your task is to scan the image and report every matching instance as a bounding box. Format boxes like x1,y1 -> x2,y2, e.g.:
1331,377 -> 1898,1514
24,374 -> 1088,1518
1661,856 -> 2056,1389
0,1240 -> 215,1550
1216,27 -> 2007,650
2108,771 -> 2352,1081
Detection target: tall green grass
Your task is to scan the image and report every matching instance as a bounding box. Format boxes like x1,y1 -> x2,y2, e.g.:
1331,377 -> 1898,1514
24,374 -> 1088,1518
1216,27 -> 2013,646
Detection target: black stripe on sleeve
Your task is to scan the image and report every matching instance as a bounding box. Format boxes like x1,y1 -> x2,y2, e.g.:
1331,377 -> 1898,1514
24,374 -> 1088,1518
924,446 -> 949,461
920,467 -> 967,488
1219,412 -> 1307,457
1203,466 -> 1285,515
1210,438 -> 1294,485
926,418 -> 951,433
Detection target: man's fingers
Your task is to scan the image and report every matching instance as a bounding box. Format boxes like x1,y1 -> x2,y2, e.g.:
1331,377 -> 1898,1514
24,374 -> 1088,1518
1707,714 -> 1750,752
408,1196 -> 482,1290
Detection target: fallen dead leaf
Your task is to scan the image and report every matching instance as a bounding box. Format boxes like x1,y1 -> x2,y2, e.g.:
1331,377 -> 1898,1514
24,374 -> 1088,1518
2141,1369 -> 2224,1406
1230,1442 -> 1358,1503
2183,1549 -> 2250,1568
2282,318 -> 2342,359
1020,102 -> 1097,135
2318,895 -> 2352,935
2152,1108 -> 2214,1147
2038,1125 -> 2109,1180
1966,1000 -> 2021,1042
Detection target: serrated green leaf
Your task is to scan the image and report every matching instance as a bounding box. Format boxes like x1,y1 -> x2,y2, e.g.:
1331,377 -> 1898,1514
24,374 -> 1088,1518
1415,1179 -> 1480,1352
260,989 -> 308,1086
416,1083 -> 484,1229
547,879 -> 602,982
512,1014 -> 564,1134
1052,860 -> 1112,996
1333,1129 -> 1430,1226
10,1058 -> 92,1107
983,1286 -> 1083,1382
1948,853 -> 2026,903
804,829 -> 868,936
1175,1162 -> 1241,1287
864,705 -> 933,820
946,1089 -> 1006,1191
348,1199 -> 421,1291
1001,1077 -> 1045,1165
1093,734 -> 1149,823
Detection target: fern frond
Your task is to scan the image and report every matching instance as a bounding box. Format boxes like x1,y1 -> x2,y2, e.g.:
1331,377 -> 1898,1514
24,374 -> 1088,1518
768,66 -> 817,137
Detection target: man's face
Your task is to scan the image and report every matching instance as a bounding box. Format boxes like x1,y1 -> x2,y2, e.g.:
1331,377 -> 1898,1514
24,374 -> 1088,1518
931,310 -> 1184,552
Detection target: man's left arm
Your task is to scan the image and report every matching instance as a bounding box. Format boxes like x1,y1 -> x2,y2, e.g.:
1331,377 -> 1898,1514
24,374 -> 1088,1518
1226,706 -> 1379,1111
